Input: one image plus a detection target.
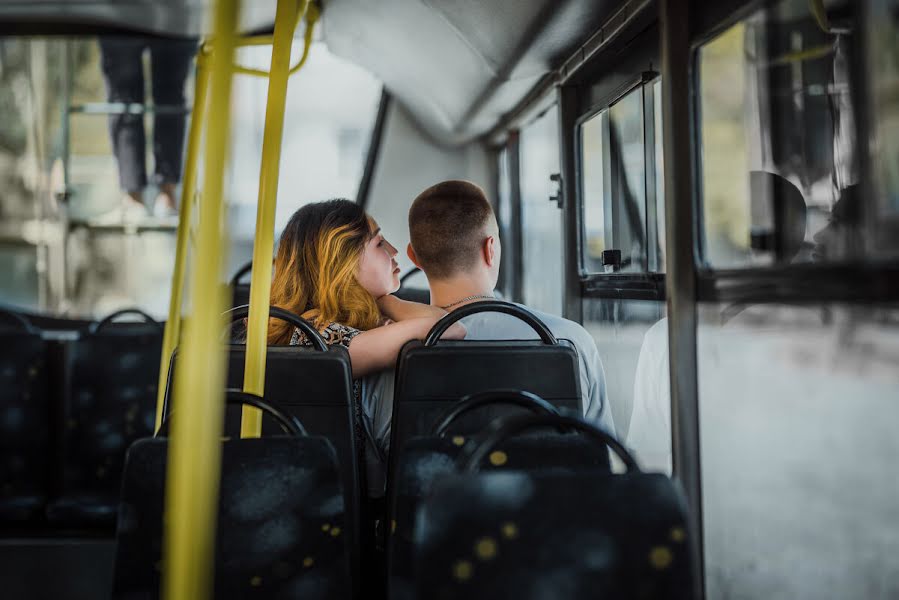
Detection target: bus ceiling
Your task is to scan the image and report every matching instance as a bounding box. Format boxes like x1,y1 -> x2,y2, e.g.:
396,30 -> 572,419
0,0 -> 634,145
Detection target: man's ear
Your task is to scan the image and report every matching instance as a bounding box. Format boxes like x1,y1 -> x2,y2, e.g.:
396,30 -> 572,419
407,243 -> 423,268
484,235 -> 497,267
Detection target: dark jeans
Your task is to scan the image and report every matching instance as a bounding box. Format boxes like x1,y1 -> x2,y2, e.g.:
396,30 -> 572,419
98,37 -> 198,194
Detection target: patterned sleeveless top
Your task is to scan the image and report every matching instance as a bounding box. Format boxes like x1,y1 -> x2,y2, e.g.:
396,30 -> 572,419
289,321 -> 362,349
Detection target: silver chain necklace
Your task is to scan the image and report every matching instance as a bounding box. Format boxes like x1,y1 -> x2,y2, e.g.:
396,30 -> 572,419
439,294 -> 495,310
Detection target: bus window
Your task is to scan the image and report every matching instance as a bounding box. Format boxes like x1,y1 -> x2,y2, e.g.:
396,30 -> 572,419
609,86 -> 647,273
698,302 -> 899,597
496,146 -> 515,298
698,1 -> 865,268
520,104 -> 563,316
227,40 -> 381,275
653,79 -> 666,271
580,109 -> 607,273
580,79 -> 664,275
0,37 -> 382,319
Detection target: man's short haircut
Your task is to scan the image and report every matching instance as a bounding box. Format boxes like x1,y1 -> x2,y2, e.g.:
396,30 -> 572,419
408,180 -> 496,279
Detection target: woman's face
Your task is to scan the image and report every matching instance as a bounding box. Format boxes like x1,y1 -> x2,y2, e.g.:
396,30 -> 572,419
357,221 -> 400,298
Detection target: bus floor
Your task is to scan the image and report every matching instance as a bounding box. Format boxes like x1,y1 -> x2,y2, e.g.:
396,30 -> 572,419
0,537 -> 115,599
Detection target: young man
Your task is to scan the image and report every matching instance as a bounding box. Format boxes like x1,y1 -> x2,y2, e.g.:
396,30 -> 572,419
400,179 -> 615,434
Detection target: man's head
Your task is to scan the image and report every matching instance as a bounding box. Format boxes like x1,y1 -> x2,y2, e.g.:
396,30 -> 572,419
407,180 -> 500,284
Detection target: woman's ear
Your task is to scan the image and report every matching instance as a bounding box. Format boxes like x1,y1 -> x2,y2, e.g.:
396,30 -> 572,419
407,244 -> 422,268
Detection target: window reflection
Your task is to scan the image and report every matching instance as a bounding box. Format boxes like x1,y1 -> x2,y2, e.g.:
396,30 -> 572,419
698,1 -> 867,267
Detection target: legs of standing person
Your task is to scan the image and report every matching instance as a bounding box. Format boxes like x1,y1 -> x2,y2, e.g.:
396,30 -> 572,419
98,37 -> 148,215
149,39 -> 198,216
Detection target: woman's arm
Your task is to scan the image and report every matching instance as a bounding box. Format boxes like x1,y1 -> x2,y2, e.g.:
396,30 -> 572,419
347,316 -> 464,378
377,294 -> 447,322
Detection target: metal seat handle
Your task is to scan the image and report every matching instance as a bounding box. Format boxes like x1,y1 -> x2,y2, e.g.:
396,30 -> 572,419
223,304 -> 328,351
90,308 -> 161,334
157,389 -> 306,438
229,261 -> 253,287
457,413 -> 641,473
424,300 -> 557,346
431,389 -> 561,437
0,309 -> 37,334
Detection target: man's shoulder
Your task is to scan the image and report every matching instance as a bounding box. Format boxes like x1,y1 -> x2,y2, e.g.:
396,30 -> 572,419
463,302 -> 596,350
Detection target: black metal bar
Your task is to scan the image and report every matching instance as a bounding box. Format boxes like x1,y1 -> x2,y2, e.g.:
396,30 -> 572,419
558,84 -> 585,322
508,131 -> 525,302
356,89 -> 391,209
661,1 -> 704,597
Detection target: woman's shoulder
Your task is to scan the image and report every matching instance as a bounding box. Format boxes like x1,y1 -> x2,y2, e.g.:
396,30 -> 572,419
290,321 -> 362,349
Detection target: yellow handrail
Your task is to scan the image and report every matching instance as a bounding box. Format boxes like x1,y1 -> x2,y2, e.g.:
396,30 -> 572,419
154,44 -> 212,433
240,0 -> 306,437
162,0 -> 238,598
232,2 -> 320,78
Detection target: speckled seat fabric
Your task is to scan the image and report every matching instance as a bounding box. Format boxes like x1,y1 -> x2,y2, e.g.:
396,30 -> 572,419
414,470 -> 695,600
165,343 -> 363,594
46,322 -> 162,529
112,436 -> 350,600
0,331 -> 51,524
387,434 -> 611,600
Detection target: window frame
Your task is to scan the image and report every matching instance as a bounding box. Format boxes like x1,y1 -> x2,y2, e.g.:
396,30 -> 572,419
575,70 -> 666,301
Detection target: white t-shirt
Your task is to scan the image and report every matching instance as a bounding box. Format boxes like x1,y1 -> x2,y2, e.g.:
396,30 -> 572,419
627,318 -> 672,474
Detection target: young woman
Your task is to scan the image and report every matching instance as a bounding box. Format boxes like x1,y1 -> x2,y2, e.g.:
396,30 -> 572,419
268,198 -> 462,375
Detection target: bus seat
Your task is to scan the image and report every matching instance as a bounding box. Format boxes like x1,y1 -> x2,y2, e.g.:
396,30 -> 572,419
163,307 -> 363,597
387,392 -> 608,599
412,415 -> 695,599
112,406 -> 350,599
0,321 -> 51,524
388,303 -> 582,488
46,310 -> 162,529
394,267 -> 430,304
229,261 -> 252,309
389,434 -> 610,599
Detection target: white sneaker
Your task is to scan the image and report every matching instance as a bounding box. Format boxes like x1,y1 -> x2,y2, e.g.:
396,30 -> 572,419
91,200 -> 148,225
153,199 -> 179,219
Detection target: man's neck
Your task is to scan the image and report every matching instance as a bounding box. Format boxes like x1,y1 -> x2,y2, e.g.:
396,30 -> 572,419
428,275 -> 495,311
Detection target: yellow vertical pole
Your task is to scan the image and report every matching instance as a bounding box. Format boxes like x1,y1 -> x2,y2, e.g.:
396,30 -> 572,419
154,45 -> 212,433
240,0 -> 306,438
162,0 -> 238,597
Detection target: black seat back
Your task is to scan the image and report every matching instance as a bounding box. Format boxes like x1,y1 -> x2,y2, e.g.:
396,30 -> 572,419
48,310 -> 162,528
0,318 -> 51,524
389,433 -> 610,599
112,435 -> 350,599
229,261 -> 252,309
389,302 -> 582,482
413,414 -> 695,599
164,308 -> 362,596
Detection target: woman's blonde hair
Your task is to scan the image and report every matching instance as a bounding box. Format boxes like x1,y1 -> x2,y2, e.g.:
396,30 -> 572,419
268,199 -> 381,345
